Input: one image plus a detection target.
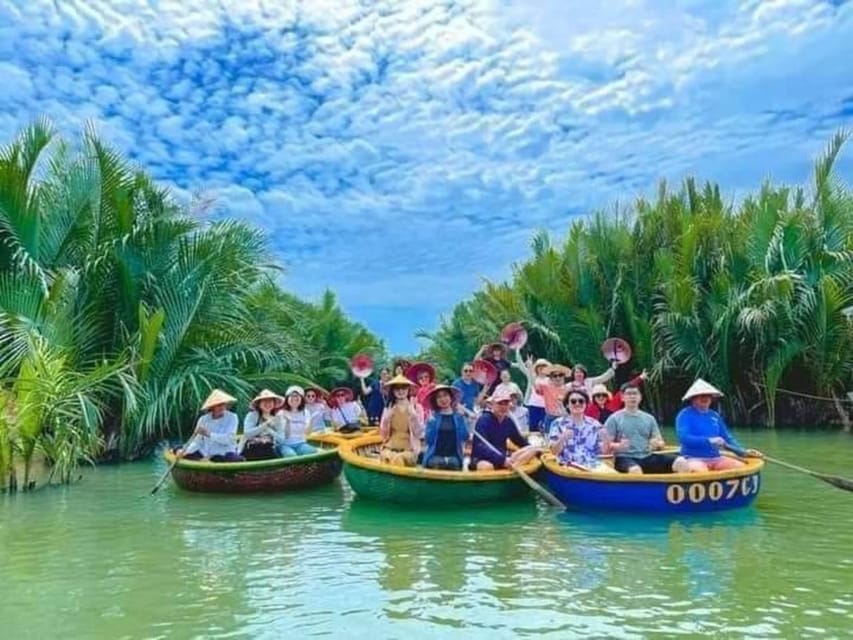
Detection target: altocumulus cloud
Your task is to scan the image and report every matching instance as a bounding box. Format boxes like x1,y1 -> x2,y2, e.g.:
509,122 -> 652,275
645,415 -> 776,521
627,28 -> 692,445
1,0 -> 852,351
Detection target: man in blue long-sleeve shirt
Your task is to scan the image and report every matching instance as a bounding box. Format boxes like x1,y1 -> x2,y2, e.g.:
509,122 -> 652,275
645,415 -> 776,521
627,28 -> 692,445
675,379 -> 763,473
470,389 -> 539,471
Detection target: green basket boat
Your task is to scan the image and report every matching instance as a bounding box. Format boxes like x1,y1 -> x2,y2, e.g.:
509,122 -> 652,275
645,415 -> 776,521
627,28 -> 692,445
339,435 -> 542,507
164,446 -> 342,493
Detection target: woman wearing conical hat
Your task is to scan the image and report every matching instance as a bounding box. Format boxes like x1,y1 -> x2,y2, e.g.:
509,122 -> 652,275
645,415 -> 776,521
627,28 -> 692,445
378,374 -> 422,467
239,389 -> 285,460
178,389 -> 243,462
674,379 -> 763,473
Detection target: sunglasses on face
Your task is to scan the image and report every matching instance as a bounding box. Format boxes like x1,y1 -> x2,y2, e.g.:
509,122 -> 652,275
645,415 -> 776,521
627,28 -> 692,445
463,369 -> 473,373
568,398 -> 586,405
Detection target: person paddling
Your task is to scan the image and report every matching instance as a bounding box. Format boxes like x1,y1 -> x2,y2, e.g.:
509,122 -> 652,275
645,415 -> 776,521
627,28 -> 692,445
470,389 -> 538,471
176,389 -> 243,462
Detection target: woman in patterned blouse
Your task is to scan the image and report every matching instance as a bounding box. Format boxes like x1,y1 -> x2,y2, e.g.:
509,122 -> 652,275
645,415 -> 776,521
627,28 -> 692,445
548,389 -> 617,473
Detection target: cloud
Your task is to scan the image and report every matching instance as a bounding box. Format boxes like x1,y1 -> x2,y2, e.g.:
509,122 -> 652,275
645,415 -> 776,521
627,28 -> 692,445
1,0 -> 852,352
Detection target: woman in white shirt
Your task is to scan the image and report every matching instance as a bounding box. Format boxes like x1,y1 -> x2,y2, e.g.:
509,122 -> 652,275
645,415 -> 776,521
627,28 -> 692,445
278,386 -> 320,457
239,389 -> 285,460
512,354 -> 550,433
328,387 -> 364,433
178,389 -> 243,462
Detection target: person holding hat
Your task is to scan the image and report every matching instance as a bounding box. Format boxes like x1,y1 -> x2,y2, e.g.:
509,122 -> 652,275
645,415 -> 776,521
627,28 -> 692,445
278,386 -> 319,457
305,387 -> 330,431
239,389 -> 285,460
512,354 -> 550,433
479,343 -> 511,395
604,381 -> 682,474
549,388 -> 616,473
422,385 -> 470,470
328,386 -> 364,433
470,388 -> 538,471
675,379 -> 762,472
535,364 -> 572,431
379,374 -> 422,467
178,389 -> 243,462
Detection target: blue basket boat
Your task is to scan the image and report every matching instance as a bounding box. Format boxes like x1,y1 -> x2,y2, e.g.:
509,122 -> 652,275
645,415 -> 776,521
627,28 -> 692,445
542,453 -> 764,513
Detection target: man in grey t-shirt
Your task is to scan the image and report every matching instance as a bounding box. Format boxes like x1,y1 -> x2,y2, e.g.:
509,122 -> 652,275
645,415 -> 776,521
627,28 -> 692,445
604,382 -> 683,474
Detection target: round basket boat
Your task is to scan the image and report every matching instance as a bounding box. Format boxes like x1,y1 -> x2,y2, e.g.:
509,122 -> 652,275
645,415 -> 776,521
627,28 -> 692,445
542,453 -> 764,513
164,447 -> 342,493
308,427 -> 378,447
339,435 -> 542,507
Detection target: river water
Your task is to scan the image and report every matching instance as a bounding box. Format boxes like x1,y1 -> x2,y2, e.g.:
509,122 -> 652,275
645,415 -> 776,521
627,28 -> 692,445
2,430 -> 851,639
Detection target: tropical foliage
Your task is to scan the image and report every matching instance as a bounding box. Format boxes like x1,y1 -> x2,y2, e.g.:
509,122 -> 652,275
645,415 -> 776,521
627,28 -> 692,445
0,119 -> 384,491
420,133 -> 853,429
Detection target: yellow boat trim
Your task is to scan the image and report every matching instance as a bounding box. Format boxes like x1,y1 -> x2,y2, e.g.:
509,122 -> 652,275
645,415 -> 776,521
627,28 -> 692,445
542,451 -> 764,483
339,435 -> 541,481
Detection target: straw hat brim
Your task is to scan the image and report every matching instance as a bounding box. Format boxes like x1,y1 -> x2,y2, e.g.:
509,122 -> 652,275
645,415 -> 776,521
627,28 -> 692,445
682,378 -> 724,401
201,389 -> 237,411
386,374 -> 417,388
251,389 -> 285,407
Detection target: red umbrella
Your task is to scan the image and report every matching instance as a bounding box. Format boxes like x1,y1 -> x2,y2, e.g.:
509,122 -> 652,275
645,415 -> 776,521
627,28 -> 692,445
472,359 -> 498,386
500,322 -> 528,350
601,338 -> 632,364
350,353 -> 374,379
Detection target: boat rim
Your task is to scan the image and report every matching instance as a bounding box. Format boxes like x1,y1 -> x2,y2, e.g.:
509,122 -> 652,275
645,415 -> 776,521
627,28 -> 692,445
542,451 -> 764,483
339,434 -> 541,481
163,446 -> 338,471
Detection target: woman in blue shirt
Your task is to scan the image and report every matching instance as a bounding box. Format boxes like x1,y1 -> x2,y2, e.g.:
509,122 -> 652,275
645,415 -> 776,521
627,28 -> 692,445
675,379 -> 763,473
422,385 -> 470,470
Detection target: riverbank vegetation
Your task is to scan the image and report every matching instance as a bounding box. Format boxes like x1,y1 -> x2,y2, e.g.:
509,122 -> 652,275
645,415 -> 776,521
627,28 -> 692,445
0,120 -> 384,491
420,133 -> 853,430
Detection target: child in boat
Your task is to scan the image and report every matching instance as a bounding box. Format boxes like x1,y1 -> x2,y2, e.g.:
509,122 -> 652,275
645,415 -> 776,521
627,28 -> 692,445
379,374 -> 422,466
535,364 -> 571,432
512,354 -> 550,433
548,389 -> 616,473
305,387 -> 330,431
328,386 -> 364,433
422,385 -> 470,470
278,386 -> 319,457
470,389 -> 538,471
178,389 -> 244,462
239,389 -> 285,460
675,379 -> 762,472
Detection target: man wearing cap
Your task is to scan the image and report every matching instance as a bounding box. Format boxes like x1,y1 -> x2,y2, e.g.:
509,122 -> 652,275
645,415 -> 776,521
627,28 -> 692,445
470,388 -> 538,471
179,389 -> 243,462
675,379 -> 762,472
604,381 -> 681,474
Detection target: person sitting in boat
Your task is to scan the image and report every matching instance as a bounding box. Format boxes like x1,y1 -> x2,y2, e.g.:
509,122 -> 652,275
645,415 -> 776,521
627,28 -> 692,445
535,364 -> 571,431
360,368 -> 388,427
479,343 -> 511,395
177,389 -> 244,462
470,389 -> 538,471
305,387 -> 330,431
407,362 -> 437,421
239,389 -> 285,460
379,374 -> 422,466
675,379 -> 763,472
567,362 -> 618,395
586,384 -> 615,423
452,362 -> 484,415
422,385 -> 470,470
548,389 -> 616,473
603,371 -> 648,414
512,354 -> 550,433
278,386 -> 319,457
509,391 -> 530,436
328,386 -> 364,433
604,382 -> 682,474
493,369 -> 523,402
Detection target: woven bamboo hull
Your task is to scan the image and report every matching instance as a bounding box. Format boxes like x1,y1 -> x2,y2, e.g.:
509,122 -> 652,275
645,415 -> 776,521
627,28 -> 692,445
165,449 -> 342,493
339,436 -> 541,507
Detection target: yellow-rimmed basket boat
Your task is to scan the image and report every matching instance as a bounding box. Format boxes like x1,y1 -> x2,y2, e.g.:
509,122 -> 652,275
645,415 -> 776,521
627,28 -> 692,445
163,446 -> 342,493
308,427 -> 378,447
339,435 -> 542,506
542,452 -> 764,513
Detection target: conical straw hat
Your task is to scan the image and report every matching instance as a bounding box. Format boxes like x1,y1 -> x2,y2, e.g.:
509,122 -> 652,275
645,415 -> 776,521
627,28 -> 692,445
201,389 -> 237,411
251,388 -> 284,408
682,378 -> 724,402
386,374 -> 416,388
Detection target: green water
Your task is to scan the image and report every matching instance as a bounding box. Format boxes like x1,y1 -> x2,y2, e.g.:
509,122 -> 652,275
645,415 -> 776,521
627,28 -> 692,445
1,431 -> 852,639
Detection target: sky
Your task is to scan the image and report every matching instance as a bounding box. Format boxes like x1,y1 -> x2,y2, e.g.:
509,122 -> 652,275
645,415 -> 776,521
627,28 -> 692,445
1,0 -> 852,353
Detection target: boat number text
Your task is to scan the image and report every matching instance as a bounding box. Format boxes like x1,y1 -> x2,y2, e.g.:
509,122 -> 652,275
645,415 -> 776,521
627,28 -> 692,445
666,475 -> 759,504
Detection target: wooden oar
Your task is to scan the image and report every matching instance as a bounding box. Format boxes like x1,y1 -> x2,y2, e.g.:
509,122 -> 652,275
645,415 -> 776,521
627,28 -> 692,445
150,436 -> 196,495
471,429 -> 565,508
726,445 -> 853,494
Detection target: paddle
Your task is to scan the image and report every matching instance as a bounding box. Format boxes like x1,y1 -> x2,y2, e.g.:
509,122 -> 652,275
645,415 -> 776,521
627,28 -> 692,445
724,445 -> 853,494
150,435 -> 196,495
470,429 -> 565,508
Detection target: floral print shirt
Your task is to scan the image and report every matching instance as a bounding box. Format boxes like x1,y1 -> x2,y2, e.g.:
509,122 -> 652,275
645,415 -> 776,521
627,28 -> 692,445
548,415 -> 605,468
